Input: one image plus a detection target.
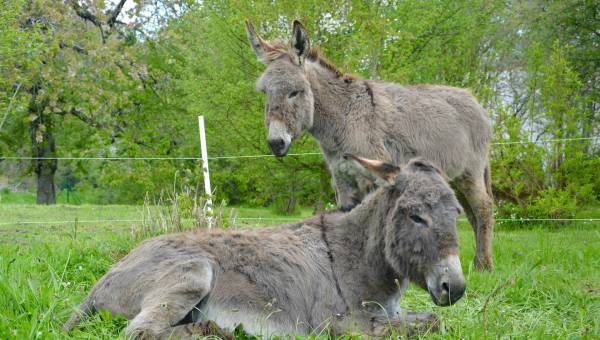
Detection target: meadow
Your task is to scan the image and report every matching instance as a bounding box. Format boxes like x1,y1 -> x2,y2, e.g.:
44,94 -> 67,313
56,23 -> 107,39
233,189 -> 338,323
2,0 -> 599,338
0,202 -> 599,339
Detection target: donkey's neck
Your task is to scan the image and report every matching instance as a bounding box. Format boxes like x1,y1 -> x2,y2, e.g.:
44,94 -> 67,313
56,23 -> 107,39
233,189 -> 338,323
305,62 -> 375,154
323,190 -> 400,303
335,190 -> 391,264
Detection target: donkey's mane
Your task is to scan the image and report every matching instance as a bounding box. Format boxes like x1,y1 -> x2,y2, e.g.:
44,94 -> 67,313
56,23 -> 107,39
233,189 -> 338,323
306,47 -> 348,79
266,40 -> 357,81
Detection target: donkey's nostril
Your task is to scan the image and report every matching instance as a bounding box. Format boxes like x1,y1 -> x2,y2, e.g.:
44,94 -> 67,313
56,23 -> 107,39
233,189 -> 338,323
441,281 -> 449,294
442,280 -> 466,306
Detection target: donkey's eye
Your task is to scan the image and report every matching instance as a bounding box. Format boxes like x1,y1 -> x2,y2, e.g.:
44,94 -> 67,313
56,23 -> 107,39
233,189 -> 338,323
288,90 -> 300,98
410,215 -> 426,225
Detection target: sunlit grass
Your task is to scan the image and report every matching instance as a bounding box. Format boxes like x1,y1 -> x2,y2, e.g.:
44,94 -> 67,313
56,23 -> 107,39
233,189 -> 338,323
0,203 -> 598,338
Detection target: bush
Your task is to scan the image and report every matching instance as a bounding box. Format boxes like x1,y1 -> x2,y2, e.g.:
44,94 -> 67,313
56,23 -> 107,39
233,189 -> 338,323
528,188 -> 577,219
269,196 -> 301,216
496,187 -> 580,228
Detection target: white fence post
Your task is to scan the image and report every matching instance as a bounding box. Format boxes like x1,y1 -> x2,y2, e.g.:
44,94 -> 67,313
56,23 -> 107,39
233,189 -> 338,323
198,116 -> 213,229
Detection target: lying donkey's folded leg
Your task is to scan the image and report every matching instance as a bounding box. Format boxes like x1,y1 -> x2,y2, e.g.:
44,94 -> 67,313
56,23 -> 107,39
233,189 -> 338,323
165,320 -> 234,340
371,311 -> 439,337
125,259 -> 214,339
405,311 -> 439,335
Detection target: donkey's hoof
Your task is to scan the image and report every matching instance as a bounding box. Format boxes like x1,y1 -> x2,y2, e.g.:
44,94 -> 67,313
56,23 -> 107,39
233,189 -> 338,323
125,327 -> 160,340
474,256 -> 493,271
406,312 -> 440,335
372,312 -> 440,337
167,320 -> 234,340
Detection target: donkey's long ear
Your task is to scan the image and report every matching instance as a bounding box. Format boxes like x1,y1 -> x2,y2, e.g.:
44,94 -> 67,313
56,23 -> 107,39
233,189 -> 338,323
290,20 -> 310,65
246,20 -> 271,64
406,158 -> 449,181
344,154 -> 401,183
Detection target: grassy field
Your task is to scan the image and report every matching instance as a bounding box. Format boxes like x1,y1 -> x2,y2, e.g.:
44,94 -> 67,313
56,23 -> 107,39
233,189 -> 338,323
0,203 -> 599,339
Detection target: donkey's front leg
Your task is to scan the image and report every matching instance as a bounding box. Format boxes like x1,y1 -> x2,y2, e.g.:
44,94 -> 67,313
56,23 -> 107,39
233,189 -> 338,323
335,178 -> 363,212
371,311 -> 439,337
331,161 -> 364,212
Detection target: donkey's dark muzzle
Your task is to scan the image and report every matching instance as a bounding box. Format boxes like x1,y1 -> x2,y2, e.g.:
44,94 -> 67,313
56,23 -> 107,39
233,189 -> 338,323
429,280 -> 466,306
426,255 -> 466,306
268,138 -> 289,157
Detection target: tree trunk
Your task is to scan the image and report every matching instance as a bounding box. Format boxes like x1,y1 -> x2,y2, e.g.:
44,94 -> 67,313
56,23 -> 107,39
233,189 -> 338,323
370,35 -> 381,80
285,182 -> 297,215
29,94 -> 57,204
35,159 -> 56,204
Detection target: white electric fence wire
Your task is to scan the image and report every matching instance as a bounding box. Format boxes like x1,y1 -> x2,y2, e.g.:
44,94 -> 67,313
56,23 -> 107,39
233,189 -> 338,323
0,217 -> 599,226
1,135 -> 598,226
1,137 -> 598,161
490,136 -> 599,145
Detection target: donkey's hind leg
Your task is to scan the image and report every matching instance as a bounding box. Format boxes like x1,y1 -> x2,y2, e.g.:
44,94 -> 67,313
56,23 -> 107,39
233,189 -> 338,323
457,172 -> 494,271
63,296 -> 96,332
125,260 -> 213,339
165,320 -> 234,340
454,186 -> 478,236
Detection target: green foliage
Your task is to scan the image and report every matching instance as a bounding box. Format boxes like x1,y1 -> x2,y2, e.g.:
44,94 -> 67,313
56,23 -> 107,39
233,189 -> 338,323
491,36 -> 597,221
0,0 -> 598,220
529,188 -> 578,219
0,0 -> 146,204
105,0 -> 505,212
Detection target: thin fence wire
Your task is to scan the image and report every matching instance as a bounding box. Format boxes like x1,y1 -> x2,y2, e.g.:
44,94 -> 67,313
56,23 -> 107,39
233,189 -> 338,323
1,217 -> 599,226
0,217 -> 298,226
494,218 -> 600,222
490,136 -> 599,145
1,136 -> 598,161
1,135 -> 598,226
0,153 -> 323,161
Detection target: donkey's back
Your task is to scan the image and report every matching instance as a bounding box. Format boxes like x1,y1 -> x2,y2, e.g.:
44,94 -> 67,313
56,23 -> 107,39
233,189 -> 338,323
374,82 -> 490,179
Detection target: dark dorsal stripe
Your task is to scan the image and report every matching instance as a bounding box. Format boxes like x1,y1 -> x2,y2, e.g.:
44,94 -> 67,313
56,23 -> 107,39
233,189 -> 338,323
365,81 -> 375,106
318,214 -> 349,317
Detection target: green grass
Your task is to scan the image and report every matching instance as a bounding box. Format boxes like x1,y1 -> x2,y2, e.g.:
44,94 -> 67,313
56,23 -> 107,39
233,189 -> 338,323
0,202 -> 313,230
0,190 -> 102,205
0,203 -> 599,338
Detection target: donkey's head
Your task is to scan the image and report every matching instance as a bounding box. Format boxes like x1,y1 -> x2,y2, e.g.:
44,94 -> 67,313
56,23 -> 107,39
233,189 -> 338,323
246,20 -> 315,156
345,154 -> 466,306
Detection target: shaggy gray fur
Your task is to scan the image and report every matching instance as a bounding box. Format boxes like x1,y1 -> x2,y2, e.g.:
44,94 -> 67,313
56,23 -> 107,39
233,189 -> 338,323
246,20 -> 494,270
64,157 -> 465,338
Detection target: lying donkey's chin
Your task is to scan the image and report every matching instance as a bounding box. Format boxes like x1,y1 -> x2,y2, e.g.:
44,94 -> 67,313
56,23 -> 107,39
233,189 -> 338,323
268,120 -> 292,157
425,255 -> 466,307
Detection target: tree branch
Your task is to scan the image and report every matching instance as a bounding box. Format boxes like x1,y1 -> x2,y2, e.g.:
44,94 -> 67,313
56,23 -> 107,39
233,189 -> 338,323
68,0 -> 102,28
69,0 -> 128,43
68,0 -> 106,42
107,0 -> 127,28
59,41 -> 88,55
407,7 -> 461,60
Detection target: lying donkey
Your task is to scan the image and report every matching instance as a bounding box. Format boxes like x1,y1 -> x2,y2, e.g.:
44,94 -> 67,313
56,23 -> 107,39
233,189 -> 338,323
64,156 -> 466,338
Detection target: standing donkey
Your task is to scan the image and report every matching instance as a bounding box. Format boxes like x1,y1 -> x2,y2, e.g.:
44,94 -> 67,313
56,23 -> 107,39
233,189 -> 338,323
246,20 -> 494,270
